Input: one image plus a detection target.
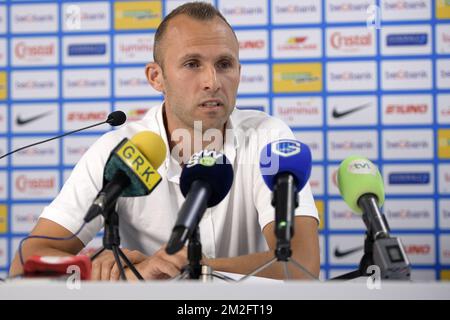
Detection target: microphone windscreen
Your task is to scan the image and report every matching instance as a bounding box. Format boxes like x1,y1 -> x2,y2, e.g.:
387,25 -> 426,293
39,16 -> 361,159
130,131 -> 167,169
103,131 -> 166,197
180,150 -> 233,207
337,155 -> 385,215
107,111 -> 127,126
259,139 -> 312,191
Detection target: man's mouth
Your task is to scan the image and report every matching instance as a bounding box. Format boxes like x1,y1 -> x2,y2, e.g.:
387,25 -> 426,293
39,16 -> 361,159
199,100 -> 224,108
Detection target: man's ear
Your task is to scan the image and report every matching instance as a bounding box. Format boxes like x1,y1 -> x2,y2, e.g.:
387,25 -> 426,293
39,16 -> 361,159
145,62 -> 164,93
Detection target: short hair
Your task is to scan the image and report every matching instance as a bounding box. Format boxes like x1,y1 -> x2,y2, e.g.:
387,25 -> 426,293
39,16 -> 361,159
153,2 -> 237,67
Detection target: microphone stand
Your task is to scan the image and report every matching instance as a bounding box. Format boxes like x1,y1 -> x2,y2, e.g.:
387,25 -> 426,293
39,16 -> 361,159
174,227 -> 237,282
240,174 -> 318,282
330,209 -> 411,281
91,205 -> 144,281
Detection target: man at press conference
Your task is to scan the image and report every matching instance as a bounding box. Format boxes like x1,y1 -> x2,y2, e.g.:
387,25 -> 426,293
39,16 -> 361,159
9,2 -> 320,281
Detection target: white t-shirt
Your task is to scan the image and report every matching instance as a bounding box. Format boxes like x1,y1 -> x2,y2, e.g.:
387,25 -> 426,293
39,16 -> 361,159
40,104 -> 318,259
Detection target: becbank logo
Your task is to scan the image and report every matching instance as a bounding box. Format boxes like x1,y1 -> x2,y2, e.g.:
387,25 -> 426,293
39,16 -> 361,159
273,63 -> 322,93
386,208 -> 431,220
222,6 -> 264,16
66,78 -> 106,89
385,69 -> 428,80
439,129 -> 450,159
388,172 -> 430,184
384,0 -> 427,10
114,2 -> 162,30
331,140 -> 373,151
68,43 -> 106,56
15,80 -> 54,90
14,13 -> 55,24
386,33 -> 428,46
329,70 -> 373,83
329,2 -> 370,12
274,4 -> 318,14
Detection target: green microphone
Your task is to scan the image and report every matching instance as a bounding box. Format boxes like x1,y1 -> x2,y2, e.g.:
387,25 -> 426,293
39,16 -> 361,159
337,156 -> 389,239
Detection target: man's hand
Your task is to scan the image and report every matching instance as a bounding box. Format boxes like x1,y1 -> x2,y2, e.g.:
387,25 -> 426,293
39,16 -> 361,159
90,248 -> 147,281
124,245 -> 189,281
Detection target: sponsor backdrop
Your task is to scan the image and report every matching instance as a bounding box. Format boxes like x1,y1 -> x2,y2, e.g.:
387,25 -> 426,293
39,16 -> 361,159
0,0 -> 449,281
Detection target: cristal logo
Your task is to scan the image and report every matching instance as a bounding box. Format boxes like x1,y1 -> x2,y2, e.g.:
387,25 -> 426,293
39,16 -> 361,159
275,5 -> 317,14
329,2 -> 371,12
441,106 -> 450,117
442,32 -> 450,45
67,111 -> 107,122
222,7 -> 263,16
280,72 -> 319,83
15,42 -> 55,59
385,70 -> 428,80
383,1 -> 427,10
330,32 -> 372,50
386,104 -> 428,114
405,244 -> 430,255
15,175 -> 55,192
239,40 -> 265,50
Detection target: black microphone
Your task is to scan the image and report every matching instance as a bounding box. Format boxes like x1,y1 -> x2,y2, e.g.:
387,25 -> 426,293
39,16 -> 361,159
165,150 -> 234,255
0,110 -> 127,160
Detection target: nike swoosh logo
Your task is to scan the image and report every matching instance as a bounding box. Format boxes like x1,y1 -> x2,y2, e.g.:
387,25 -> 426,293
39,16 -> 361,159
332,102 -> 372,119
16,111 -> 53,126
334,246 -> 364,258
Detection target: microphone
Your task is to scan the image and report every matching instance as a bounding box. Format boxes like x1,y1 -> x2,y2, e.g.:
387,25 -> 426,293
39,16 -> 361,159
0,110 -> 127,160
337,156 -> 388,239
84,131 -> 166,222
337,156 -> 411,279
165,150 -> 233,255
259,139 -> 312,246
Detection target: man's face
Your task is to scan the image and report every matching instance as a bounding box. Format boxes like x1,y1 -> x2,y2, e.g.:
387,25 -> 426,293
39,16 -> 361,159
152,15 -> 241,132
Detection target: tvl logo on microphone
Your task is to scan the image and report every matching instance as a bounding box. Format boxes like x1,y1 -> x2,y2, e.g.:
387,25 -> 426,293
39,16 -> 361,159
347,159 -> 377,175
116,139 -> 161,190
272,140 -> 301,157
187,150 -> 223,168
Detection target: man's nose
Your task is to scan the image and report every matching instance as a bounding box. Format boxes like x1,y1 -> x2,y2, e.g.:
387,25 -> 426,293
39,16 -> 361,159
202,66 -> 220,92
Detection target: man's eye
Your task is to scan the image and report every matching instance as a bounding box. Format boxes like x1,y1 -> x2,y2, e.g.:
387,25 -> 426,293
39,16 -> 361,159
185,61 -> 199,68
218,61 -> 232,69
